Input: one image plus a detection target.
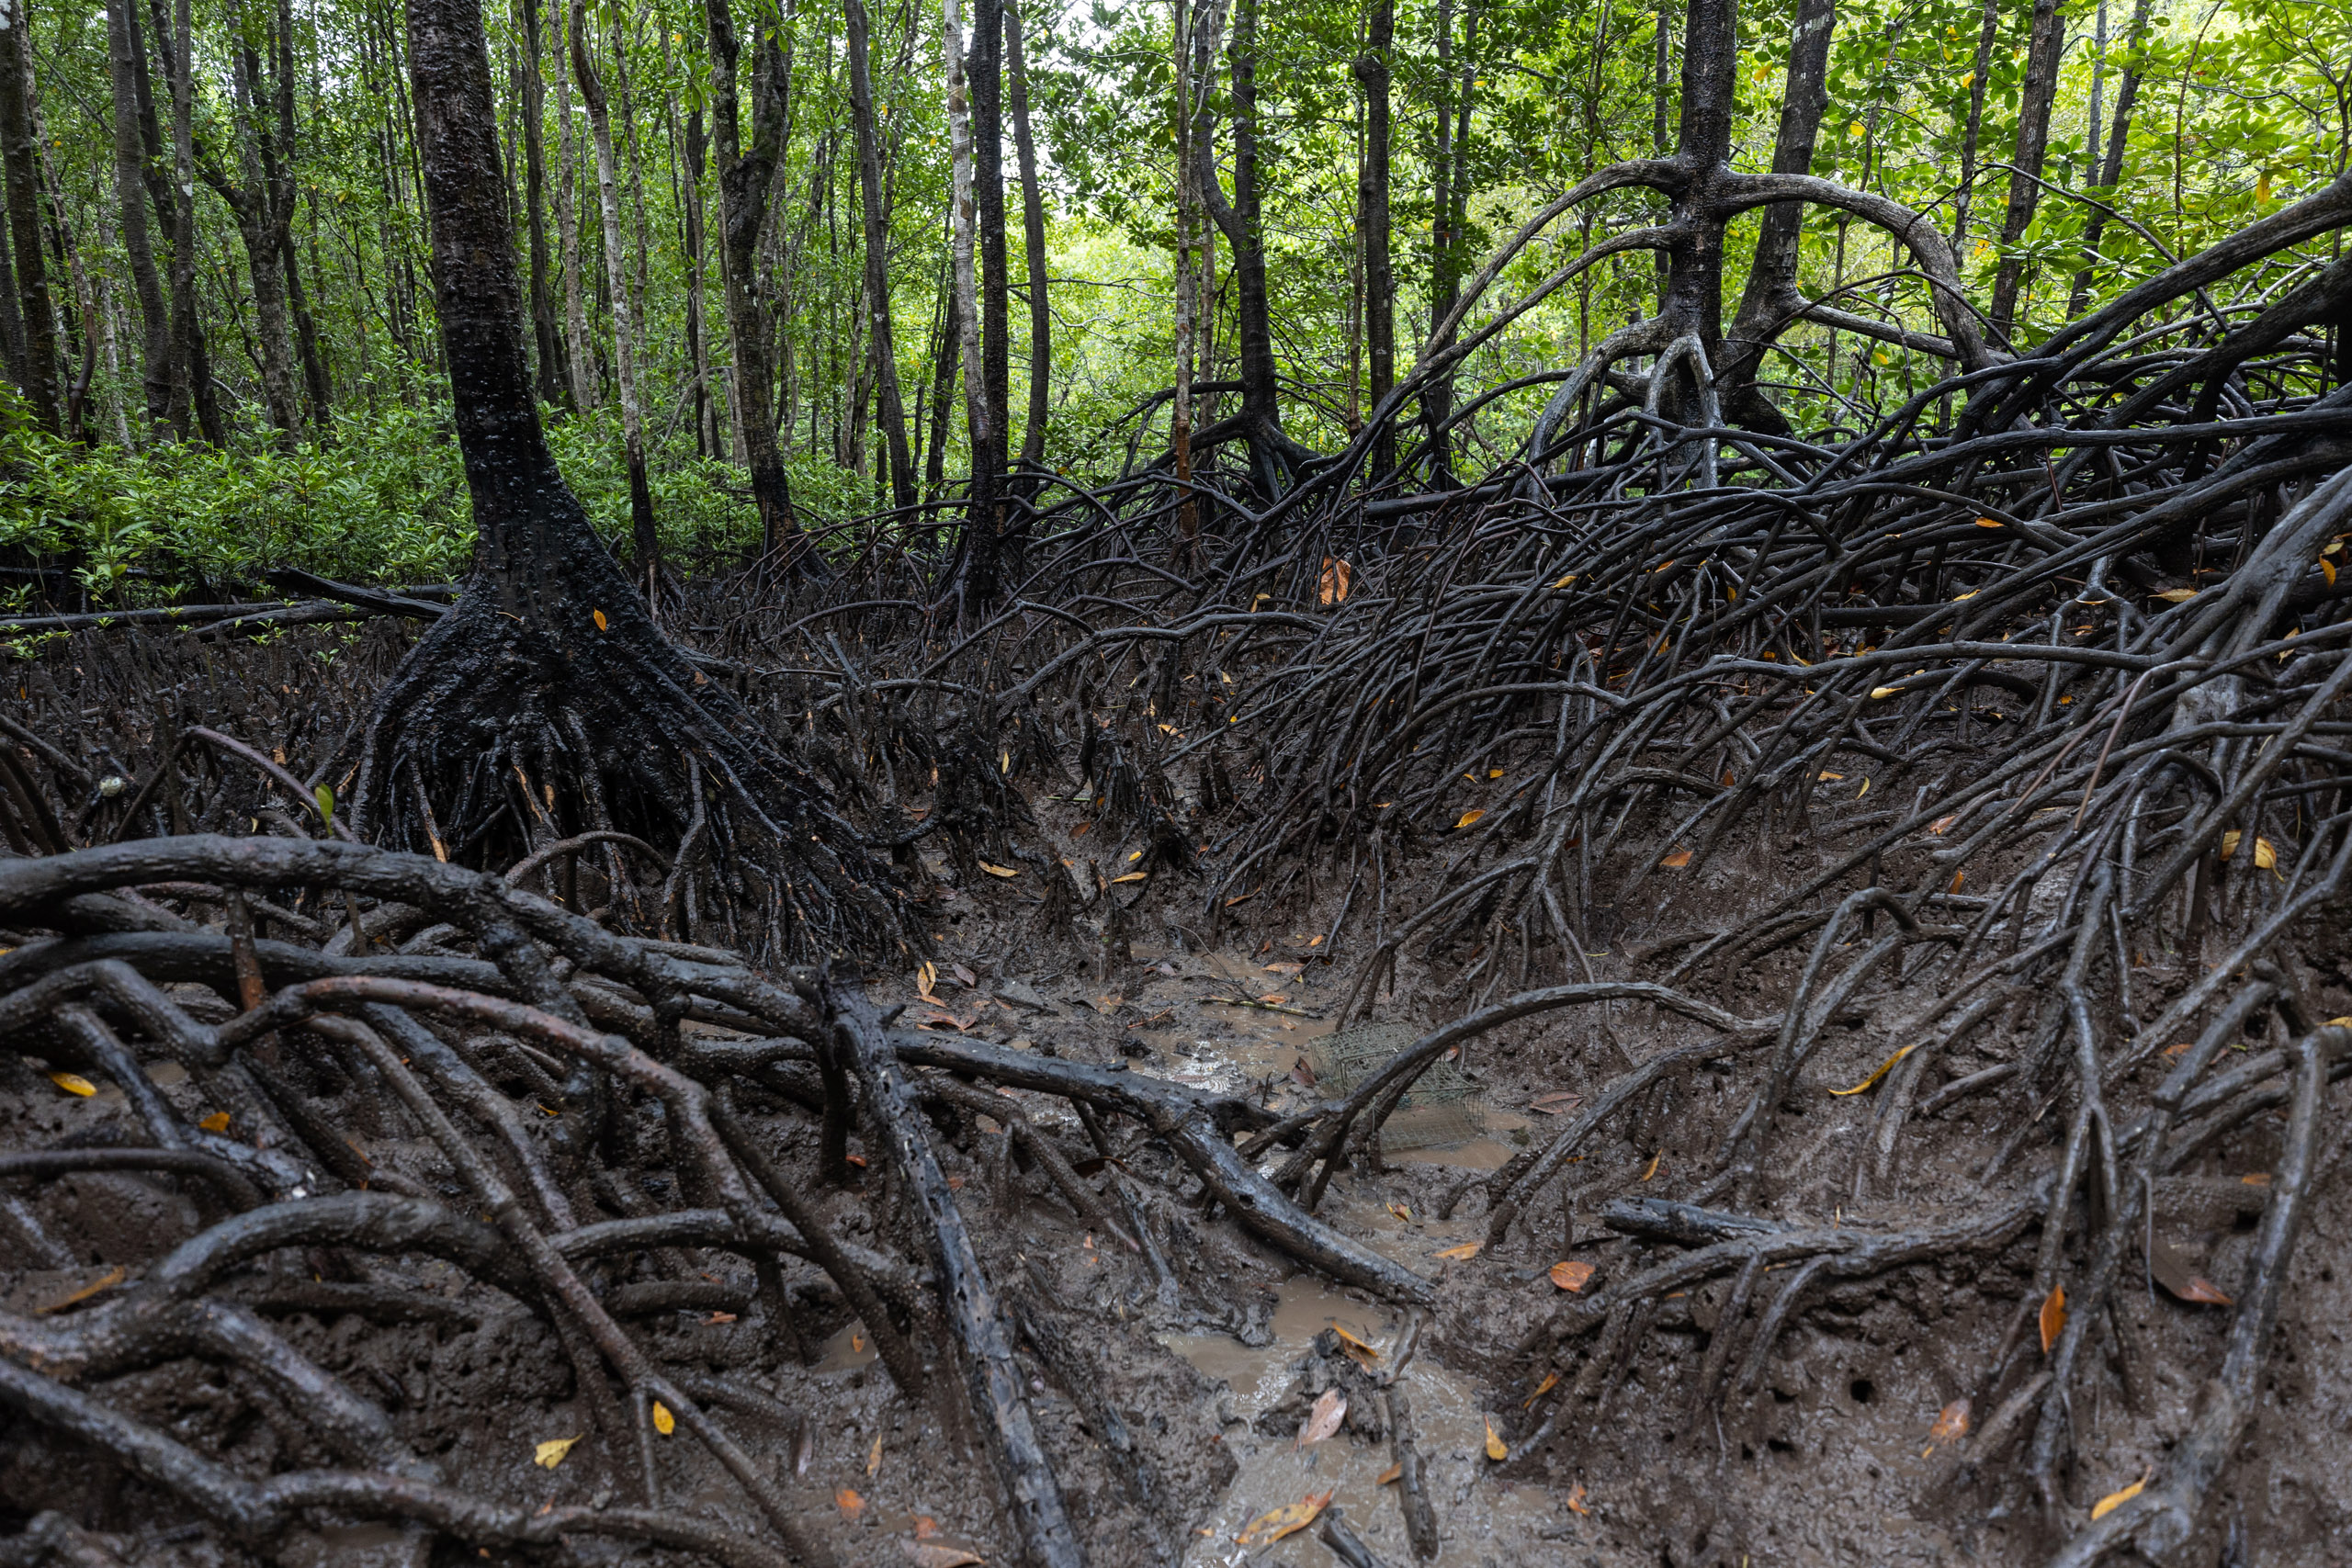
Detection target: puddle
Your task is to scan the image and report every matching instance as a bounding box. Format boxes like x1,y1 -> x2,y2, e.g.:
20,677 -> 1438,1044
1163,1278 -> 1557,1564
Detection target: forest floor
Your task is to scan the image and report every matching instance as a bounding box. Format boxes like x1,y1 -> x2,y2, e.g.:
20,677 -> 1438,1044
7,620 -> 2352,1568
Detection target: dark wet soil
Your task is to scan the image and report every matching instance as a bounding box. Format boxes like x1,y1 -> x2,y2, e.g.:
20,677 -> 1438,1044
6,766 -> 2352,1567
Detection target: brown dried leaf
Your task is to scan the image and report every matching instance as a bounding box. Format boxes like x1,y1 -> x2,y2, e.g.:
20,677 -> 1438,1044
1529,1091 -> 1581,1115
835,1488 -> 867,1520
2146,1235 -> 2232,1305
2040,1285 -> 2066,1353
1454,809 -> 1486,829
1483,1416 -> 1507,1461
900,1545 -> 985,1568
1295,1387 -> 1347,1449
1318,557 -> 1353,606
1928,1397 -> 1970,1445
1435,1241 -> 1480,1261
978,862 -> 1021,878
1376,1462 -> 1403,1485
1660,847 -> 1693,868
1566,1482 -> 1590,1516
1550,1259 -> 1596,1292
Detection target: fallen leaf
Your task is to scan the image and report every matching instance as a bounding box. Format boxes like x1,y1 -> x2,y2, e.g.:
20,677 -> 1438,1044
1523,1370 -> 1559,1407
1454,809 -> 1486,829
1224,892 -> 1255,907
1529,1091 -> 1581,1115
1377,1461 -> 1403,1484
953,963 -> 979,987
197,1111 -> 232,1133
2146,1235 -> 2232,1305
1550,1259 -> 1596,1292
1436,1241 -> 1481,1260
900,1544 -> 984,1568
1386,1201 -> 1413,1223
1236,1492 -> 1333,1545
1818,771 -> 1845,782
1318,557 -> 1353,606
534,1435 -> 581,1469
836,1487 -> 867,1520
978,862 -> 1020,878
2253,837 -> 2277,871
1290,1056 -> 1318,1088
1566,1482 -> 1590,1516
1483,1416 -> 1507,1461
1264,961 -> 1304,975
845,1154 -> 868,1168
1660,847 -> 1693,868
1974,517 -> 2004,528
592,608 -> 608,631
2091,1471 -> 2150,1520
1488,769 -> 1506,779
49,1072 -> 96,1098
650,1401 -> 675,1436
1111,871 -> 1148,884
2243,1172 -> 2270,1185
34,1266 -> 125,1314
1829,1043 -> 1917,1096
2151,587 -> 2199,603
1641,1150 -> 1663,1181
868,1434 -> 884,1475
2040,1285 -> 2066,1353
1929,814 -> 1958,834
1329,1324 -> 1381,1363
1871,686 -> 1903,700
1295,1387 -> 1347,1448
708,1310 -> 738,1324
1928,1397 -> 1971,1446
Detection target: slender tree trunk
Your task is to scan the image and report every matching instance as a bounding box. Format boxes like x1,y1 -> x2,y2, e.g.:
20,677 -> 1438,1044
943,0 -> 993,600
156,0 -> 225,443
570,0 -> 656,582
924,236 -> 961,501
1988,0 -> 2067,340
958,0 -> 1012,604
220,0 -> 301,444
1005,0 -> 1050,474
0,0 -> 61,433
1421,0 -> 1476,486
1355,0 -> 1393,480
1171,0 -> 1198,555
1198,0 -> 1286,495
103,0 -> 169,434
518,0 -> 569,408
550,9 -> 594,411
2067,0 -> 2153,318
1951,0 -> 1998,257
1719,0 -> 1836,432
705,0 -> 821,577
846,0 -> 914,510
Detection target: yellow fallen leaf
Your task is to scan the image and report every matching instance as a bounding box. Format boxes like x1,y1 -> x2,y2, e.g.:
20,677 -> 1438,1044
592,608 -> 608,631
197,1111 -> 232,1133
2040,1285 -> 2066,1353
1377,1461 -> 1403,1484
1856,778 -> 1870,798
1329,1324 -> 1381,1361
1484,1416 -> 1507,1461
978,862 -> 1020,878
2253,837 -> 2277,871
1236,1492 -> 1333,1545
49,1072 -> 96,1098
1455,809 -> 1486,829
651,1401 -> 675,1436
1818,770 -> 1844,781
2321,558 -> 2337,588
35,1266 -> 125,1314
1829,1043 -> 1917,1096
1111,872 -> 1148,884
869,1434 -> 883,1475
1488,768 -> 1506,779
1660,847 -> 1692,868
1522,1370 -> 1559,1407
1974,517 -> 2004,528
1642,1150 -> 1663,1181
1871,686 -> 1902,700
1927,1397 -> 1970,1446
1552,573 -> 1577,588
1436,1241 -> 1481,1260
2091,1471 -> 2150,1520
2152,587 -> 2198,603
1550,1259 -> 1596,1292
535,1435 -> 581,1469
2221,829 -> 2242,859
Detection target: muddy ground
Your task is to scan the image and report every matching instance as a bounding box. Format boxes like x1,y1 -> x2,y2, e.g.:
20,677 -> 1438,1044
6,753 -> 2352,1568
